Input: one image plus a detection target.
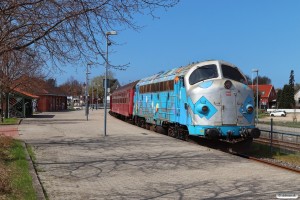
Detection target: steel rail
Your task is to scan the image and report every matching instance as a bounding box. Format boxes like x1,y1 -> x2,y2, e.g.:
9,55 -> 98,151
254,137 -> 300,151
230,151 -> 300,174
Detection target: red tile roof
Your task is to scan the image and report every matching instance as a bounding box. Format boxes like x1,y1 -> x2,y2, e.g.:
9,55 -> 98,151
13,88 -> 39,99
13,77 -> 66,98
248,84 -> 273,98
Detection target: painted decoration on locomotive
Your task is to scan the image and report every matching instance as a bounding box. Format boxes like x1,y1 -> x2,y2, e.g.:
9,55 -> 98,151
133,60 -> 260,140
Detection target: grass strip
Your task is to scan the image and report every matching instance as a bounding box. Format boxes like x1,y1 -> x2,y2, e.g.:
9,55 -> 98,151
0,136 -> 37,199
0,118 -> 19,125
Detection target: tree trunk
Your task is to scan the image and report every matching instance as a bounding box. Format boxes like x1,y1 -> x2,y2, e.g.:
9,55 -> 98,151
5,92 -> 9,118
0,93 -> 4,122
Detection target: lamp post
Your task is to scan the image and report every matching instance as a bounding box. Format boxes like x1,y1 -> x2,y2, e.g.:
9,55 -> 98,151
252,69 -> 259,124
96,84 -> 99,110
104,31 -> 117,136
85,63 -> 92,121
91,83 -> 94,110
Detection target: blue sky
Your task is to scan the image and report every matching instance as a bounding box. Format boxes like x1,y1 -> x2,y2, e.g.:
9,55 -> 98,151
55,0 -> 300,89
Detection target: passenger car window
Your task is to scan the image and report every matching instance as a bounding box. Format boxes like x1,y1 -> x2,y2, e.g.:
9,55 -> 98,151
189,64 -> 218,85
221,64 -> 246,83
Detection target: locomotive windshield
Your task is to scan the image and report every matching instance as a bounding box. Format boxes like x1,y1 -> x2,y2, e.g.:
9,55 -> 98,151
189,64 -> 218,85
221,64 -> 246,84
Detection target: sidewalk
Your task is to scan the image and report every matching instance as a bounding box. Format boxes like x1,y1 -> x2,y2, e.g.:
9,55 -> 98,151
18,110 -> 300,199
0,125 -> 19,138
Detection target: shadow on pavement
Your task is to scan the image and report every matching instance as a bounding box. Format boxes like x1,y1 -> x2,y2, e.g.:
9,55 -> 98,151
26,135 -> 293,199
30,115 -> 55,119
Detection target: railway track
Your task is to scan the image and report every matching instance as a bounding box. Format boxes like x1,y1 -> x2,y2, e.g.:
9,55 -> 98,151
230,151 -> 300,174
187,136 -> 300,174
254,137 -> 300,151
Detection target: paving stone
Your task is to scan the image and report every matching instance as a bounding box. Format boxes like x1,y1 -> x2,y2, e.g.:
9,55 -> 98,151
19,110 -> 300,200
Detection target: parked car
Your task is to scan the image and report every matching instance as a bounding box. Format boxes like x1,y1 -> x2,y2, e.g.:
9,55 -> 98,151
270,110 -> 286,117
73,106 -> 82,110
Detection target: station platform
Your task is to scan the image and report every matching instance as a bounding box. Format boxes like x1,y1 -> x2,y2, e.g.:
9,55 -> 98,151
18,109 -> 299,199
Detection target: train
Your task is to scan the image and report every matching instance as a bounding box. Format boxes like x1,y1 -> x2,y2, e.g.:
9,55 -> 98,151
110,60 -> 260,142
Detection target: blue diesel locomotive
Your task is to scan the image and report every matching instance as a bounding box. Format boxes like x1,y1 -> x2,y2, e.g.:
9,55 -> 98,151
112,60 -> 260,142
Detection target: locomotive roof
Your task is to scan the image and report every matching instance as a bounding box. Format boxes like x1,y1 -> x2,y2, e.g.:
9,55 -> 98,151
136,63 -> 194,86
136,60 -> 238,86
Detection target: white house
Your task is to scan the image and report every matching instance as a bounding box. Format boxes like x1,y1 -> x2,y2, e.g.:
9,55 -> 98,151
295,90 -> 300,108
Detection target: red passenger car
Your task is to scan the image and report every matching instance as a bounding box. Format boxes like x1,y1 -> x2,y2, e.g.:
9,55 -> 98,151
110,81 -> 139,119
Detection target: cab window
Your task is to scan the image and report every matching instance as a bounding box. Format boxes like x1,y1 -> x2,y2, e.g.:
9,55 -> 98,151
221,64 -> 246,83
189,64 -> 218,85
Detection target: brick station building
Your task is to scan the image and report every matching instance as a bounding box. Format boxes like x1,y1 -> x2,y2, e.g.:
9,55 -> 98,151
4,78 -> 68,118
22,78 -> 67,112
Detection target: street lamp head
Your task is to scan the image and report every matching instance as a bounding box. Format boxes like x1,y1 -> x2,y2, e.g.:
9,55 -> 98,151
252,69 -> 259,73
106,31 -> 117,36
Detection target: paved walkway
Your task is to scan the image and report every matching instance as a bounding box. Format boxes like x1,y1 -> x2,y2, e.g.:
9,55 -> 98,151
17,110 -> 300,199
0,125 -> 19,138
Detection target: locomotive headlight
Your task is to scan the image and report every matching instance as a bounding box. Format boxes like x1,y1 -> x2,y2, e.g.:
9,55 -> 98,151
224,80 -> 232,89
202,105 -> 209,113
246,104 -> 254,114
197,104 -> 209,114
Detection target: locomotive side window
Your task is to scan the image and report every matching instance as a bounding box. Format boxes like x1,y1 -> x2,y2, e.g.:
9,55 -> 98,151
189,64 -> 218,85
139,80 -> 174,93
221,64 -> 246,83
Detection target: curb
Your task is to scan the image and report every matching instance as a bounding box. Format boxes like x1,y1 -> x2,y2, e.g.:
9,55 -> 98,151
22,142 -> 46,200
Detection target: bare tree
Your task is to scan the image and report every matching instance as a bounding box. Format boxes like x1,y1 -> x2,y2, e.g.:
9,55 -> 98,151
0,47 -> 43,119
59,76 -> 83,97
0,0 -> 178,118
0,0 -> 178,63
90,70 -> 116,103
